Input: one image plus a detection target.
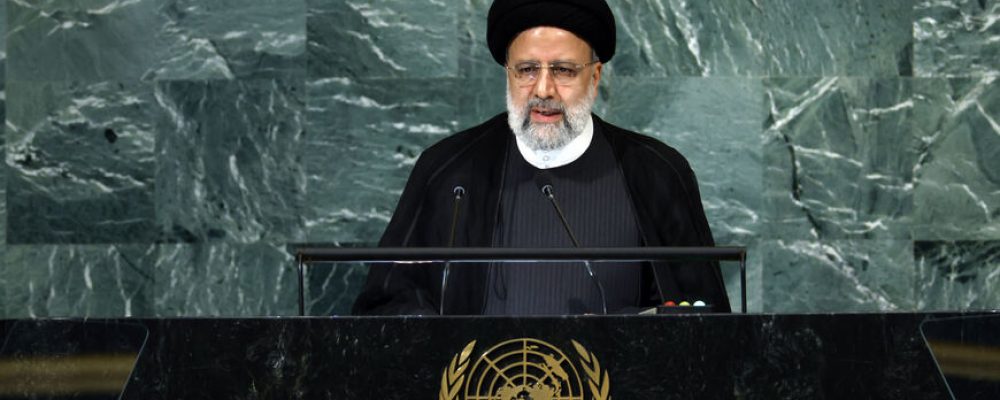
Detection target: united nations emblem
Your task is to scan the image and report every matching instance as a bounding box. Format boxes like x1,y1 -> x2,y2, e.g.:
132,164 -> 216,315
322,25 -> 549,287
439,338 -> 611,400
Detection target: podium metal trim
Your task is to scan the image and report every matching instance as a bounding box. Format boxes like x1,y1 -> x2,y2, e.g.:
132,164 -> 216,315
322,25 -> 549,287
294,246 -> 748,315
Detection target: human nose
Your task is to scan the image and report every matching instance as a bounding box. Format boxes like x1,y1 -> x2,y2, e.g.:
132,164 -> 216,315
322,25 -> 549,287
532,66 -> 556,99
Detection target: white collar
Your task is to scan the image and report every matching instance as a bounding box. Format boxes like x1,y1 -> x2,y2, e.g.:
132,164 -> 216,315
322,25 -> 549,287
514,116 -> 594,169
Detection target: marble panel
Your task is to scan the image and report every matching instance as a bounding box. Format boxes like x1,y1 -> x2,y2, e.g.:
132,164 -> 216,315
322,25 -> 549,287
460,0 -> 912,78
751,0 -> 914,77
7,0 -> 167,81
303,78 -> 459,243
761,239 -> 917,312
5,81 -> 157,243
153,242 -> 297,316
1,158 -> 5,244
307,0 -> 458,79
144,0 -> 306,80
457,0 -> 497,78
607,0 -> 766,77
763,78 -> 916,240
1,104 -> 5,245
304,261 -> 368,316
0,0 -> 5,246
4,0 -> 998,319
912,77 -> 1000,240
915,241 -> 1000,310
7,0 -> 304,82
2,245 -> 156,318
914,0 -> 1000,77
154,79 -> 306,244
603,77 -> 763,246
1,105 -> 5,248
456,75 -> 509,129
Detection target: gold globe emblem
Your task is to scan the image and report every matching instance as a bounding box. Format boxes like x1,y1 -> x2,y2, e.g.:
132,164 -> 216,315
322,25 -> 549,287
439,339 -> 610,400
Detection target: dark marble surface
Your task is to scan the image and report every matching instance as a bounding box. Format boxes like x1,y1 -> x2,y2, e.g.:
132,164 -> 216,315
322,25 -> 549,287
914,0 -> 1000,77
2,245 -> 155,318
7,0 -> 305,82
5,78 -> 306,244
6,81 -> 158,244
915,241 -> 1000,310
149,0 -> 306,80
912,77 -> 1000,240
0,8 -> 5,316
303,261 -> 369,316
152,242 -> 298,317
0,0 -> 6,249
762,240 -> 917,312
1,243 -> 297,318
154,79 -> 306,244
308,0 -> 458,79
457,0 -> 914,78
4,313 -> 994,399
604,77 -> 763,245
2,0 -> 999,318
763,78 -> 916,240
303,77 -> 460,243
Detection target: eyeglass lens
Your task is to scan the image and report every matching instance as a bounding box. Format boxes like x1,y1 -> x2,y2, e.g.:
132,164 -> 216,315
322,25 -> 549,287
511,62 -> 583,83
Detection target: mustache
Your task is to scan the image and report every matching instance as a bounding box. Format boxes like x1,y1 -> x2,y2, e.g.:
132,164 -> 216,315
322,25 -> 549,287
520,97 -> 569,130
527,97 -> 565,112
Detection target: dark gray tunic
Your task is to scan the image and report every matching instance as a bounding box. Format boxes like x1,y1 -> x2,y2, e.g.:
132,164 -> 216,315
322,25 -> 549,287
485,125 -> 643,315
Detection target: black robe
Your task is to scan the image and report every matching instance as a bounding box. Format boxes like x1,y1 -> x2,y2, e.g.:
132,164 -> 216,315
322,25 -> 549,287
351,113 -> 731,315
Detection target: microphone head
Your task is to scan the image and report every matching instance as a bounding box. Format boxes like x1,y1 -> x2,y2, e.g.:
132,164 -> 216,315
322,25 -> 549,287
533,171 -> 554,196
452,185 -> 465,197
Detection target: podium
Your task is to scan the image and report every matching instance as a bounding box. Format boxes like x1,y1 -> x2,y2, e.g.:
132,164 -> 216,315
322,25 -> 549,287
2,247 -> 996,398
2,314 -> 998,398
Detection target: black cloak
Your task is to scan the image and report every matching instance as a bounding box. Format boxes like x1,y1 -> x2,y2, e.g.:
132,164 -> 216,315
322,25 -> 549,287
352,113 -> 731,315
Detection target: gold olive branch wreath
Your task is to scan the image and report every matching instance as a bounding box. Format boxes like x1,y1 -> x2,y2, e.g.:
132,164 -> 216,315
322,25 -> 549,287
439,341 -> 476,400
572,340 -> 611,400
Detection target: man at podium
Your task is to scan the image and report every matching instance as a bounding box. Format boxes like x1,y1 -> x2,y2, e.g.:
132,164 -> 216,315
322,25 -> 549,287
352,0 -> 730,316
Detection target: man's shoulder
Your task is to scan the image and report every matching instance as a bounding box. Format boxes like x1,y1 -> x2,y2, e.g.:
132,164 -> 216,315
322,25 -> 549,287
406,113 -> 508,184
421,113 -> 508,159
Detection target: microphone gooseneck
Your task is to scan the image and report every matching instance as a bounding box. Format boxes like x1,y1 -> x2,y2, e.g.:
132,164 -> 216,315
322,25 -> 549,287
440,185 -> 465,315
542,187 -> 580,248
534,173 -> 581,247
534,172 -> 608,315
447,186 -> 465,247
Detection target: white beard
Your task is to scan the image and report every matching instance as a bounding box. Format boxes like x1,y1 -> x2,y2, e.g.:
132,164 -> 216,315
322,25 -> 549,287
506,86 -> 596,151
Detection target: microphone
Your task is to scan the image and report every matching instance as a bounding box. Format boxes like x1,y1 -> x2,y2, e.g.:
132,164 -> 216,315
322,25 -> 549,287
447,186 -> 465,247
533,172 -> 608,315
440,185 -> 465,315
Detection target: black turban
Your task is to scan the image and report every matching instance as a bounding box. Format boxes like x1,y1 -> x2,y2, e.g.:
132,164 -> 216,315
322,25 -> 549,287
487,0 -> 616,65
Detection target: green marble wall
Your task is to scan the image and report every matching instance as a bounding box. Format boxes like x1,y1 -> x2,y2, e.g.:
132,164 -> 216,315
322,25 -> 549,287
2,0 -> 998,317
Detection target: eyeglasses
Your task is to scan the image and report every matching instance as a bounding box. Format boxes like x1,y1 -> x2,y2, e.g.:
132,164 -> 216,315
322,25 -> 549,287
505,61 -> 598,85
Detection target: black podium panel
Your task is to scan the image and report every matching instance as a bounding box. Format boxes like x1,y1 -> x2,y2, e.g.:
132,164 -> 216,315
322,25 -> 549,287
2,313 -> 995,399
